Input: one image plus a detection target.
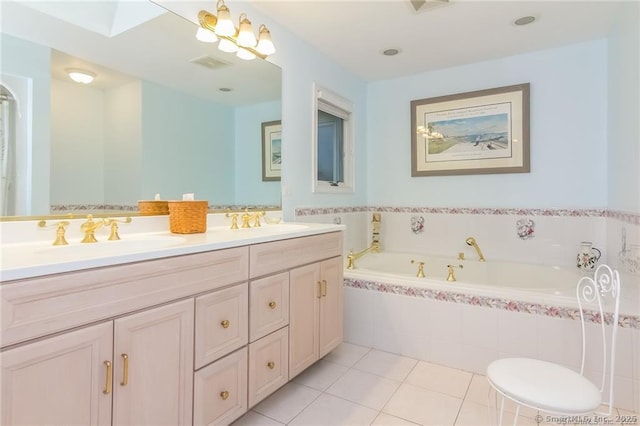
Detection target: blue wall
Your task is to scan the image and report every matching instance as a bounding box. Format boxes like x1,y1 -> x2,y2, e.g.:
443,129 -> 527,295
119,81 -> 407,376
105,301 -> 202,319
367,40 -> 608,208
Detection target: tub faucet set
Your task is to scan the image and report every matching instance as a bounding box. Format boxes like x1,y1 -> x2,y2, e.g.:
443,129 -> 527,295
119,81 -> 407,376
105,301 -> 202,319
346,213 -> 381,270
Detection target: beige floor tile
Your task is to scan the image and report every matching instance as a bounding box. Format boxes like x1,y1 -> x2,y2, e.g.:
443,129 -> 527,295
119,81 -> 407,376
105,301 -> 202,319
457,399 -> 539,426
326,368 -> 401,410
289,393 -> 378,426
371,412 -> 421,425
383,383 -> 462,426
352,349 -> 419,381
252,382 -> 320,424
405,361 -> 473,398
323,342 -> 371,367
231,410 -> 285,425
292,359 -> 349,391
465,374 -> 492,405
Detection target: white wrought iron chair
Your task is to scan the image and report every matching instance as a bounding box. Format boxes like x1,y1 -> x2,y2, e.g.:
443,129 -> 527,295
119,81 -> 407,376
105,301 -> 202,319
486,264 -> 621,425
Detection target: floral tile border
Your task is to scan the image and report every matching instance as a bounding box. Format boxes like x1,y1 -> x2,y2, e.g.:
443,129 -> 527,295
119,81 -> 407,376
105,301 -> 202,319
295,206 -> 640,226
344,277 -> 640,329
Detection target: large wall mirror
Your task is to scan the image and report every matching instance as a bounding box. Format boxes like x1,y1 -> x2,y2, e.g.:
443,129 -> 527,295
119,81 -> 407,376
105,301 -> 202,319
0,0 -> 282,218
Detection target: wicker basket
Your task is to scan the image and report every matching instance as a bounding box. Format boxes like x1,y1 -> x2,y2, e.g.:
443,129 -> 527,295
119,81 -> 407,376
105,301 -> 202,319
167,201 -> 208,234
138,200 -> 169,216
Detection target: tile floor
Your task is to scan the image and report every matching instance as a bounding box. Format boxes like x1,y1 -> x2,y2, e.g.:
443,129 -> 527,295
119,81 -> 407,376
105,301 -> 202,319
232,343 -> 639,426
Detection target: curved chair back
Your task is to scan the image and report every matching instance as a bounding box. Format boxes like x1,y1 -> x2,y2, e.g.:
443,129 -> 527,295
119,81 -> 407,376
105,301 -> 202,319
576,264 -> 621,415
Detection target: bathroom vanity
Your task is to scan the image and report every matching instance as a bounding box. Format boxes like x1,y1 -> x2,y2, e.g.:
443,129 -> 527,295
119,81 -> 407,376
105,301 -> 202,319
0,224 -> 343,425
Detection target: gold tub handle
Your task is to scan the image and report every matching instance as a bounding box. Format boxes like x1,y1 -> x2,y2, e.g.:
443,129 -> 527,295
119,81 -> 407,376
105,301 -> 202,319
103,360 -> 112,395
120,353 -> 129,386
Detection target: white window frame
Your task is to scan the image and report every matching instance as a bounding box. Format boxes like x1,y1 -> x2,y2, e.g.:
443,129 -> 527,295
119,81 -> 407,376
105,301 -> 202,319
311,83 -> 354,194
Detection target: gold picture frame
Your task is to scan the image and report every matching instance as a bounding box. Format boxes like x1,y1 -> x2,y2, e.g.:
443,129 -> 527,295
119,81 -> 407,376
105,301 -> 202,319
411,83 -> 530,176
261,120 -> 282,181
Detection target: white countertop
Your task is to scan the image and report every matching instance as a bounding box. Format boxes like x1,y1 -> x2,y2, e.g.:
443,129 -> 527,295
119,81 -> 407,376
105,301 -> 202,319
0,223 -> 345,282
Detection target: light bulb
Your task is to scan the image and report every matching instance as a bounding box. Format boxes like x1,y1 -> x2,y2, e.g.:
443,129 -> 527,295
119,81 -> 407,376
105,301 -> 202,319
218,38 -> 238,53
196,27 -> 218,43
256,25 -> 275,55
237,13 -> 257,48
236,48 -> 256,60
214,1 -> 235,37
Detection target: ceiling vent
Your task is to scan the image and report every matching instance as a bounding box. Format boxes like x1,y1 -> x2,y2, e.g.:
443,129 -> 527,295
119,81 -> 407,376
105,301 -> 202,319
190,55 -> 231,70
409,0 -> 451,13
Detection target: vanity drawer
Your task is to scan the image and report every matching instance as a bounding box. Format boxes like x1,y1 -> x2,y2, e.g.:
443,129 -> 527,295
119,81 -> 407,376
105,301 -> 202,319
249,272 -> 289,342
248,327 -> 289,408
195,283 -> 248,369
193,347 -> 247,426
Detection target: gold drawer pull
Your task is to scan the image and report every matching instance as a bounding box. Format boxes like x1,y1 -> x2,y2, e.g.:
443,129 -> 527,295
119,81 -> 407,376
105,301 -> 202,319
103,360 -> 112,395
120,353 -> 129,386
267,361 -> 275,370
220,390 -> 230,400
220,320 -> 230,328
268,301 -> 277,309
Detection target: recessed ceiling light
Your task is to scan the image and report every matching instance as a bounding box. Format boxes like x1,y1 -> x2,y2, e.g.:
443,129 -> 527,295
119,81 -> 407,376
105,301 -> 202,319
66,68 -> 96,84
219,87 -> 233,92
514,16 -> 536,26
382,48 -> 401,56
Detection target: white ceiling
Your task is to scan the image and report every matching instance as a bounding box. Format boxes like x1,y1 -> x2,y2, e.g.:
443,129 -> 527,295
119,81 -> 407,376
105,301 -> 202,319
250,0 -> 627,81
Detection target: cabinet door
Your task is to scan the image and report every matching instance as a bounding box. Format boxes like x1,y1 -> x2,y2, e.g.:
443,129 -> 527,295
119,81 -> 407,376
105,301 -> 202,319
288,264 -> 320,378
1,322 -> 113,426
319,257 -> 344,358
248,327 -> 289,407
113,299 -> 194,426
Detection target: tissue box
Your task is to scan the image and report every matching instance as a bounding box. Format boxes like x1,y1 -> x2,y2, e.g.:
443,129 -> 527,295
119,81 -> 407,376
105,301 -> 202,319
138,200 -> 169,216
167,201 -> 208,234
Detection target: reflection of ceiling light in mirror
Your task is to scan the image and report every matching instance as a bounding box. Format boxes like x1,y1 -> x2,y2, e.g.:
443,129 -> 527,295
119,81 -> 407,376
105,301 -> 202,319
66,68 -> 96,84
196,27 -> 218,42
236,48 -> 256,60
219,87 -> 232,92
514,16 -> 536,26
382,48 -> 401,56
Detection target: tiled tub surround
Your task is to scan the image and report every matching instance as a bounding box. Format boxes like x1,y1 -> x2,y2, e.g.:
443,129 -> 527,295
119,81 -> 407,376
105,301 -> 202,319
296,206 -> 640,412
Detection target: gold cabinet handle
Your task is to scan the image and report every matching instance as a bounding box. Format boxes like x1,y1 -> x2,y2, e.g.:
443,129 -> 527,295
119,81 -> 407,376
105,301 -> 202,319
120,353 -> 129,386
103,360 -> 112,395
321,280 -> 327,297
221,320 -> 230,328
268,301 -> 277,309
267,361 -> 275,370
220,390 -> 230,400
317,281 -> 322,299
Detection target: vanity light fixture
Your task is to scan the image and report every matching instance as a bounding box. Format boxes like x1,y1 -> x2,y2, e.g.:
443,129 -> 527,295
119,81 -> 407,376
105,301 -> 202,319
196,1 -> 275,60
66,68 -> 96,84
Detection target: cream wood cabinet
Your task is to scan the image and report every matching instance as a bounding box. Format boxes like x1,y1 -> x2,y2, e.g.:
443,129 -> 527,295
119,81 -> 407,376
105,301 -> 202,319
0,300 -> 193,426
289,256 -> 344,378
1,322 -> 113,426
1,230 -> 343,426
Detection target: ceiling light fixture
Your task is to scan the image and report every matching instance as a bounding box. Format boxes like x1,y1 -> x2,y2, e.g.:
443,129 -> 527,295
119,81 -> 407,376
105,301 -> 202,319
66,68 -> 96,84
196,1 -> 275,60
382,48 -> 401,56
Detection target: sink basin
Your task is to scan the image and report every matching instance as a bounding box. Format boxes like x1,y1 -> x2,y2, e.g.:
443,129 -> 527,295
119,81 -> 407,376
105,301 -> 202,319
34,235 -> 188,257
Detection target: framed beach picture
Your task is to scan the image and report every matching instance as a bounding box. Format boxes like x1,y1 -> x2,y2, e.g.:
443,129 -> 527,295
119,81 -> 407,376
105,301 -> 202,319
262,120 -> 282,181
410,83 -> 530,176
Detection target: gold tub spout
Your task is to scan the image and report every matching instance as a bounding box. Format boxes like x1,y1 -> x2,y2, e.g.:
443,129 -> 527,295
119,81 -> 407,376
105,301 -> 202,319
465,237 -> 485,262
346,245 -> 377,270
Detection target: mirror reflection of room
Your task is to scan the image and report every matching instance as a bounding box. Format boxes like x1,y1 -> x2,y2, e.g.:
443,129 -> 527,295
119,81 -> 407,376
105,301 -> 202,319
0,0 -> 282,217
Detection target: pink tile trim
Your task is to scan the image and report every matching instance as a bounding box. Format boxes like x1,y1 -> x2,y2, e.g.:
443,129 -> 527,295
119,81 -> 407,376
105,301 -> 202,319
295,206 -> 639,225
344,278 -> 639,329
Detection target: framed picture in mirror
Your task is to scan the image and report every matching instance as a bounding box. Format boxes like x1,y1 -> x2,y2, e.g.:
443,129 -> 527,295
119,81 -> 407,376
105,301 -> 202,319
262,120 -> 282,181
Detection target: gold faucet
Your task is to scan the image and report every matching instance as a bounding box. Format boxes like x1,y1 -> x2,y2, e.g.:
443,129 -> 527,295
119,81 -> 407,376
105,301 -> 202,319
104,217 -> 132,240
446,264 -> 464,281
80,214 -> 105,243
346,213 -> 382,269
411,260 -> 426,278
251,211 -> 265,227
465,237 -> 485,262
38,220 -> 70,246
239,210 -> 266,229
225,212 -> 239,229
